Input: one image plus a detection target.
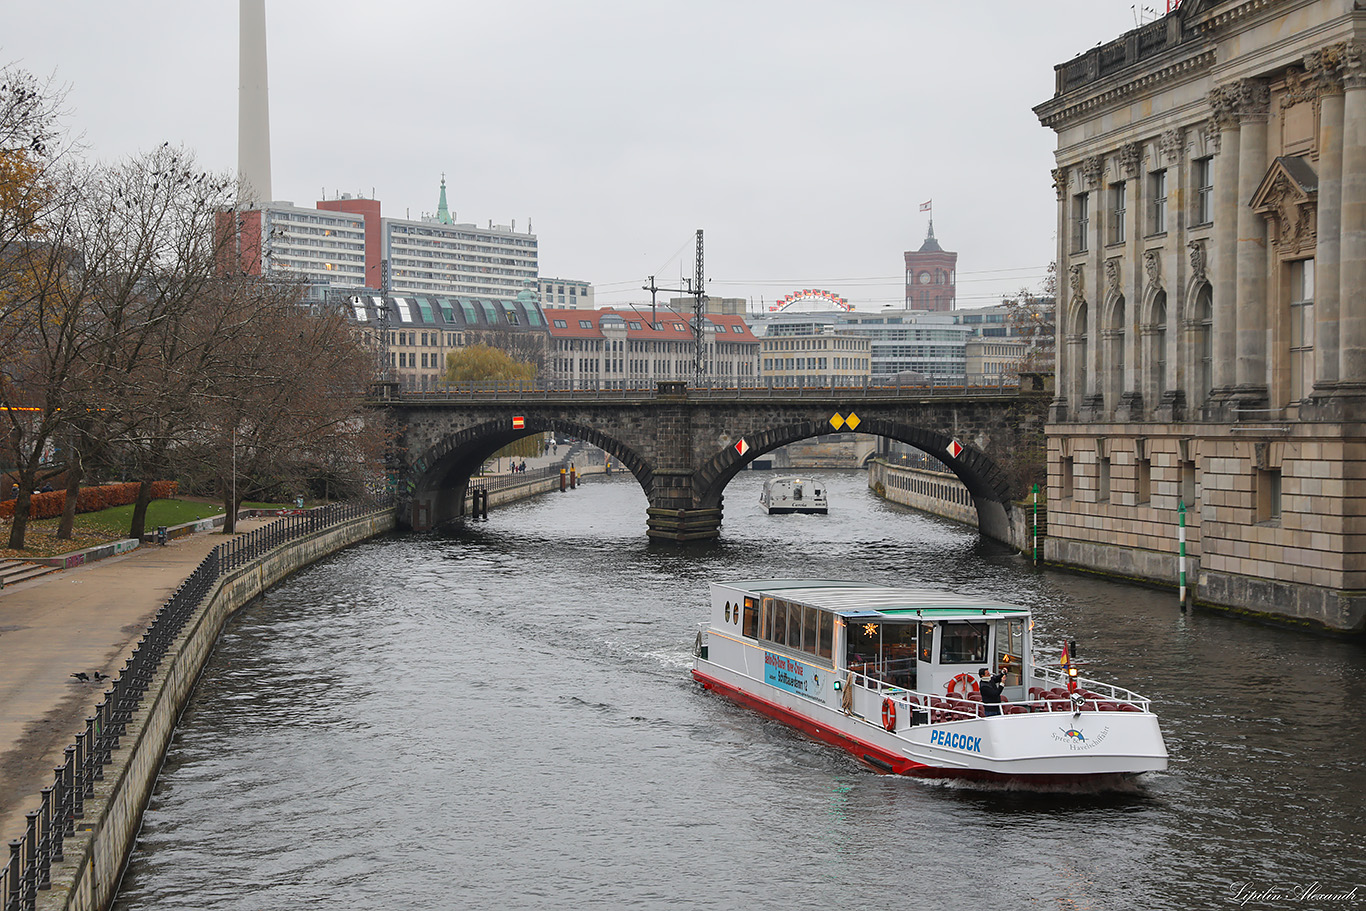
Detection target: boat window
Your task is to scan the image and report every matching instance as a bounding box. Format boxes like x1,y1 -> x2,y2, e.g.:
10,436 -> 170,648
878,623 -> 915,689
724,602 -> 731,624
940,622 -> 988,664
792,485 -> 803,501
919,623 -> 935,662
846,620 -> 879,678
801,604 -> 818,653
996,619 -> 1024,685
771,600 -> 788,646
743,597 -> 759,639
817,611 -> 834,659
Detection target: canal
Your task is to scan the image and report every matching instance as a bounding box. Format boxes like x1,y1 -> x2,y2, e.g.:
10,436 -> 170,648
113,470 -> 1365,910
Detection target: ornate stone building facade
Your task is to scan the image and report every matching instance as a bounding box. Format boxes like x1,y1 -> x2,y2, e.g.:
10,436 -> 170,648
1035,0 -> 1366,631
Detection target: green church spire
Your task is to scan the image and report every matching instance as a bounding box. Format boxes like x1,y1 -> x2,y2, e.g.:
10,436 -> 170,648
436,173 -> 452,225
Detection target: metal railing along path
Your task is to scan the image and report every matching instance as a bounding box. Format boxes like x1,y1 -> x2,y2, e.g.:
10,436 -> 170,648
2,497 -> 392,911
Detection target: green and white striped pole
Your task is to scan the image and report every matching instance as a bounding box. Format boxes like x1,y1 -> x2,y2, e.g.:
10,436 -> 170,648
1178,498 -> 1187,611
1032,483 -> 1039,566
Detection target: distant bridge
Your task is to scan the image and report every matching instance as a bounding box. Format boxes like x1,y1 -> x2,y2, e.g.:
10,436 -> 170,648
379,379 -> 1050,544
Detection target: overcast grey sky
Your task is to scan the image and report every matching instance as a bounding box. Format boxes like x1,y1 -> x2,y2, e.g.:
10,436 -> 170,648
5,2 -> 1151,311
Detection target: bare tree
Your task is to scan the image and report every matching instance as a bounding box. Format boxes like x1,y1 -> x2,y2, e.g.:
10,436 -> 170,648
173,280 -> 384,532
71,145 -> 238,539
1001,262 -> 1057,377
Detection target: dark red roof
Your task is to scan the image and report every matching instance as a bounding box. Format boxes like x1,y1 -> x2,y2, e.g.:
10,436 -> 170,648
543,307 -> 756,342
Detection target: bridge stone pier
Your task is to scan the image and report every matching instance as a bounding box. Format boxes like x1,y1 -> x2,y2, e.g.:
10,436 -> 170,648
385,381 -> 1049,545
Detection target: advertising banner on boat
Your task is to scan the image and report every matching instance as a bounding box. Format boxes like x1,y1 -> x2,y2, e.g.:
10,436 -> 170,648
764,651 -> 819,700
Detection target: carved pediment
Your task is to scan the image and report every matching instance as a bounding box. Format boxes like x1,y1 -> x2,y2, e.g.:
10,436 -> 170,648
1250,156 -> 1318,257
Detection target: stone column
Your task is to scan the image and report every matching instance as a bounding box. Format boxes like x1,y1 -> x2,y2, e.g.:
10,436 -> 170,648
1119,142 -> 1145,418
1065,262 -> 1087,413
1209,86 -> 1242,398
1051,166 -> 1071,420
1081,155 -> 1106,416
1339,43 -> 1366,385
1234,79 -> 1270,400
1310,46 -> 1345,390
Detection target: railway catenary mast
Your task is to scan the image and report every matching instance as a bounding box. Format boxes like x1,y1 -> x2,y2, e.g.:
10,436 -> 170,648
693,229 -> 705,384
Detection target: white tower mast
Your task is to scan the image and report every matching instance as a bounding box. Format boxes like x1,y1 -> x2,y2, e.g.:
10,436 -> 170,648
238,0 -> 272,204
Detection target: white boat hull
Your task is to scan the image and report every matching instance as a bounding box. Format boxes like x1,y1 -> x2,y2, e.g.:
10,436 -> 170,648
694,657 -> 1167,783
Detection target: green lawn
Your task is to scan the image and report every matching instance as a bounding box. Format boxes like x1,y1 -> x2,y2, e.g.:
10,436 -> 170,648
72,499 -> 221,535
72,499 -> 288,535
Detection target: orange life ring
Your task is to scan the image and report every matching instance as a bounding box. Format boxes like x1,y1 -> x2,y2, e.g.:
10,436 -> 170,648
881,697 -> 897,731
946,673 -> 980,697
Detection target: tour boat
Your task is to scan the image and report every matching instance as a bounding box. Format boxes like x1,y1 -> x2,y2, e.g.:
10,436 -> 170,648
759,476 -> 828,514
692,580 -> 1167,786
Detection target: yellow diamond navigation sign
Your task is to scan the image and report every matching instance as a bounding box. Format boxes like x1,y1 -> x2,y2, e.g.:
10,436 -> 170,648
845,412 -> 861,430
829,413 -> 845,430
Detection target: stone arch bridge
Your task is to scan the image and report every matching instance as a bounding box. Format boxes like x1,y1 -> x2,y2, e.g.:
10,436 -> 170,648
383,381 -> 1049,545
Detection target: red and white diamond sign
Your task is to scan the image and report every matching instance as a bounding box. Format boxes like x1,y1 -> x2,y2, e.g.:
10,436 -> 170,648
946,439 -> 963,458
734,438 -> 750,456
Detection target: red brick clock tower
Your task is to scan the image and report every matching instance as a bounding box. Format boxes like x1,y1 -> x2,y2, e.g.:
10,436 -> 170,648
904,220 -> 958,311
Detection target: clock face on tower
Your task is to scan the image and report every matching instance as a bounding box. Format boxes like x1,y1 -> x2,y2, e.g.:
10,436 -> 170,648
918,271 -> 931,284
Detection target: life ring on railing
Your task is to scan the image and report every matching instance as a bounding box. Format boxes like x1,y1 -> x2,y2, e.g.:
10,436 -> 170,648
881,697 -> 897,732
945,673 -> 979,697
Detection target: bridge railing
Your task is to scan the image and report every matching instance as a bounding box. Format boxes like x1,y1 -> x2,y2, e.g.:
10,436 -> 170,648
1,496 -> 394,911
469,463 -> 566,493
387,374 -> 1023,402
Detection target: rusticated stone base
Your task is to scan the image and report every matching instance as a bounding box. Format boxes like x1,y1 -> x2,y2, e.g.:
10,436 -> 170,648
1199,568 -> 1366,633
646,507 -> 723,543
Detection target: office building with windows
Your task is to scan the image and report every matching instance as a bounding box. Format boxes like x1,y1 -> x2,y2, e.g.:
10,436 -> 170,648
544,307 -> 758,389
219,202 -> 367,287
539,278 -> 595,309
224,179 -> 540,300
1035,0 -> 1366,630
345,291 -> 550,392
759,329 -> 872,387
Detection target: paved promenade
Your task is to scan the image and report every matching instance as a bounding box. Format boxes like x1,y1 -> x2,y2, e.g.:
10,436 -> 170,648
0,519 -> 268,848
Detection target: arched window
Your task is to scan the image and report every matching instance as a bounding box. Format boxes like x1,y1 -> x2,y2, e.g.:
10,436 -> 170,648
1146,290 -> 1167,411
1070,300 -> 1089,410
1193,283 -> 1213,405
1106,294 -> 1126,410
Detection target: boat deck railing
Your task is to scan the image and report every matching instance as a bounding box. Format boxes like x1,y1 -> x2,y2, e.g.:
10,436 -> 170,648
849,665 -> 1154,727
1031,666 -> 1153,709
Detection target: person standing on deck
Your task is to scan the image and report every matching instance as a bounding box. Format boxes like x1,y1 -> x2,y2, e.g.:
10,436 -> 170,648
978,667 -> 1005,717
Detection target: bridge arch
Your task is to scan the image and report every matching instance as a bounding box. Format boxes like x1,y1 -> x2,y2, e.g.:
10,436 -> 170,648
407,416 -> 651,528
693,417 -> 1015,539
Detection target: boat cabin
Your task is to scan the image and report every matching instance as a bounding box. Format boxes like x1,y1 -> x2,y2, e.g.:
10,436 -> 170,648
759,476 -> 829,514
712,581 -> 1032,704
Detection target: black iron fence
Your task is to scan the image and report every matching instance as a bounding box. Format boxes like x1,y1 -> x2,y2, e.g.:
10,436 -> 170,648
2,497 -> 393,911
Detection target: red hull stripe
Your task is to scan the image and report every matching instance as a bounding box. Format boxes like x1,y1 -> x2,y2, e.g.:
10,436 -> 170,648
692,669 -> 924,775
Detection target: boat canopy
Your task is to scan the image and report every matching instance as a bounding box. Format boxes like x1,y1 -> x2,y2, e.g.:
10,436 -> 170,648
720,580 -> 1029,622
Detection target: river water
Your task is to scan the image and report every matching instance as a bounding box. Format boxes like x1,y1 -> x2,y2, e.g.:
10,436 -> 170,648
112,470 -> 1365,910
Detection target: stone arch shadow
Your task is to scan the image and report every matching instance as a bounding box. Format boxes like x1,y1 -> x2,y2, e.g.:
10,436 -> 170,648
693,417 -> 1017,543
405,415 -> 651,529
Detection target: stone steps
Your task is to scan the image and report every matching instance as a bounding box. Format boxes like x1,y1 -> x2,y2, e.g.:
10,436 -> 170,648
0,559 -> 60,588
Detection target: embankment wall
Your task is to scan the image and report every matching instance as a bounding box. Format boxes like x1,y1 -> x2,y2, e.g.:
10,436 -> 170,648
43,510 -> 395,911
